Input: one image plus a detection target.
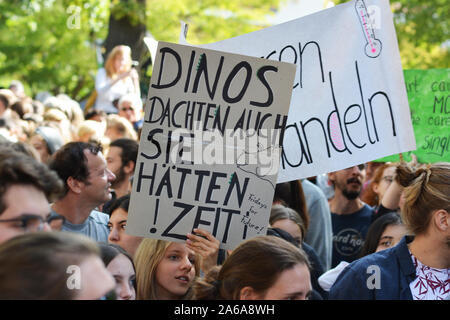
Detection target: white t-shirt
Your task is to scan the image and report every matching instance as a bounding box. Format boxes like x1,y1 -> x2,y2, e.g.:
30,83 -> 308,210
94,68 -> 135,114
409,253 -> 450,300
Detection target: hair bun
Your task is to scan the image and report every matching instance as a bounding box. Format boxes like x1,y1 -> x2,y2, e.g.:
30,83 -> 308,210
415,165 -> 432,185
395,162 -> 431,188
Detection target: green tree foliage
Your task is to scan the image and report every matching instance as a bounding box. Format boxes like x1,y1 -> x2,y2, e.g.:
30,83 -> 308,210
0,0 -> 446,100
145,0 -> 282,45
0,0 -> 109,100
0,0 -> 282,100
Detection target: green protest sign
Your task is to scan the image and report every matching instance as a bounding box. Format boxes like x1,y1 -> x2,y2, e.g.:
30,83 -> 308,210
376,69 -> 449,163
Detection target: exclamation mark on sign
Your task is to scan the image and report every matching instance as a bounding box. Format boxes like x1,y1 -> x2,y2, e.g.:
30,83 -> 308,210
149,198 -> 160,234
243,211 -> 250,239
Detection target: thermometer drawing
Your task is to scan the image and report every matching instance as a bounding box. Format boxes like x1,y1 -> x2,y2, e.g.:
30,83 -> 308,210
355,0 -> 382,58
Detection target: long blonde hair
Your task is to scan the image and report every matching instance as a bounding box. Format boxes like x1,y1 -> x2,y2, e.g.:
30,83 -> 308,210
134,239 -> 201,300
104,45 -> 132,78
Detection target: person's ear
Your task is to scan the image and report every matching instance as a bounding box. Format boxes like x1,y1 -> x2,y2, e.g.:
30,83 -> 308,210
239,286 -> 259,300
67,176 -> 83,194
372,182 -> 380,195
123,160 -> 135,175
433,209 -> 449,232
328,172 -> 336,184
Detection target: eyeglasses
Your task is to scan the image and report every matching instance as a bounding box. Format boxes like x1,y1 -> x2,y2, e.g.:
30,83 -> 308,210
0,214 -> 65,232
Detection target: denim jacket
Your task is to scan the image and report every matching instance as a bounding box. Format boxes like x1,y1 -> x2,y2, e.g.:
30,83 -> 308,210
329,236 -> 416,300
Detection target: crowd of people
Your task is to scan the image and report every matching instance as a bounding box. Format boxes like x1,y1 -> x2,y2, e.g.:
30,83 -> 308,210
0,44 -> 448,301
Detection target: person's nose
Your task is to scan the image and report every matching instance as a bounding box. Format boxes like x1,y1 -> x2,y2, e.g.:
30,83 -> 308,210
349,166 -> 361,175
179,256 -> 193,272
42,222 -> 52,232
119,281 -> 133,300
107,168 -> 116,182
108,227 -> 120,242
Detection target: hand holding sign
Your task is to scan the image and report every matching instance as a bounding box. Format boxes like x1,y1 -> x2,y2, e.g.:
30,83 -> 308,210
186,228 -> 220,274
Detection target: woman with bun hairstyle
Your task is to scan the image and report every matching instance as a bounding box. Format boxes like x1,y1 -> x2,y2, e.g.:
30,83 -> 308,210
329,162 -> 450,300
193,236 -> 312,300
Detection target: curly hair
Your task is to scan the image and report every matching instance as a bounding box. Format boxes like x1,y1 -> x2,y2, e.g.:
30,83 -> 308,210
48,142 -> 102,196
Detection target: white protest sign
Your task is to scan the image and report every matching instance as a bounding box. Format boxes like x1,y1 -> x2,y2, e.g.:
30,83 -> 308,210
126,41 -> 296,249
180,0 -> 416,183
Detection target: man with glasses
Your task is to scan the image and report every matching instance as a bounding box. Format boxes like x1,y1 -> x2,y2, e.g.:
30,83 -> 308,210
0,146 -> 64,244
49,142 -> 116,242
328,164 -> 375,268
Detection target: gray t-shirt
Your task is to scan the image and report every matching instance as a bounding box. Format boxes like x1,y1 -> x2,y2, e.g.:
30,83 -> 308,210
302,179 -> 333,271
51,208 -> 109,243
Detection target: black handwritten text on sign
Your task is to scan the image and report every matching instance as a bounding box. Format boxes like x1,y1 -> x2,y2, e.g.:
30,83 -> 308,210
126,41 -> 296,250
189,0 -> 416,183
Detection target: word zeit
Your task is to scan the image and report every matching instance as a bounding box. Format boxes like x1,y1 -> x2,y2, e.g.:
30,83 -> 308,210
144,122 -> 283,176
174,304 -> 275,317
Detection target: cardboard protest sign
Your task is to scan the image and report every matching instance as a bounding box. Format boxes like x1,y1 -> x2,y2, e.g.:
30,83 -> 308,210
376,69 -> 450,163
180,0 -> 416,182
126,41 -> 296,249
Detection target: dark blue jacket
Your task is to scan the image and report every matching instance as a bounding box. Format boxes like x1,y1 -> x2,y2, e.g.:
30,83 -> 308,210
329,236 -> 416,300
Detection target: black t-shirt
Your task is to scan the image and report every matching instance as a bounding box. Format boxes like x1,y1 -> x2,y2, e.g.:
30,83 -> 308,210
331,204 -> 374,268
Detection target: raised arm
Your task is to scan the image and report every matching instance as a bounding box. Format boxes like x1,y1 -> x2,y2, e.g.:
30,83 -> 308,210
186,228 -> 220,274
